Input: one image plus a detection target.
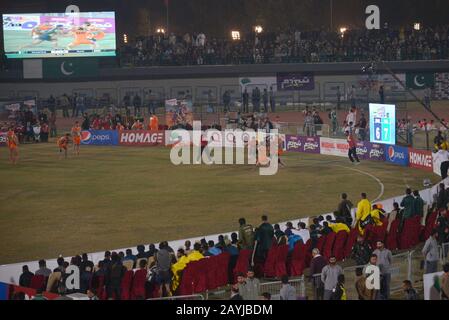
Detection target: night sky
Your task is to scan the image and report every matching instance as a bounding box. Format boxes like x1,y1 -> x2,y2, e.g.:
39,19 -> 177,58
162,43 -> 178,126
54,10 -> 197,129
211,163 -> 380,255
0,0 -> 448,38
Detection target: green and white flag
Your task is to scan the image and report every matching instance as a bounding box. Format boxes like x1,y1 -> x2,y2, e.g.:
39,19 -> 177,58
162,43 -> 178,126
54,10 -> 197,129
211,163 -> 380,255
43,58 -> 98,79
406,73 -> 435,90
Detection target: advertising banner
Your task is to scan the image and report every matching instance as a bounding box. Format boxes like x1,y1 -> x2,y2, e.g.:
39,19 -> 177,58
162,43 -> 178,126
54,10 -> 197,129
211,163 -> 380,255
319,137 -> 348,157
119,130 -> 165,146
277,72 -> 315,91
385,144 -> 409,166
408,148 -> 433,172
239,77 -> 277,92
0,132 -> 7,147
80,130 -> 118,146
355,142 -> 386,161
285,135 -> 320,153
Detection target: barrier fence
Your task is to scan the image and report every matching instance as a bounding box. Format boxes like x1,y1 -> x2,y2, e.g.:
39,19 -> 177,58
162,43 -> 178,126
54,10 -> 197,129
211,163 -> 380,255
259,276 -> 306,300
147,294 -> 205,301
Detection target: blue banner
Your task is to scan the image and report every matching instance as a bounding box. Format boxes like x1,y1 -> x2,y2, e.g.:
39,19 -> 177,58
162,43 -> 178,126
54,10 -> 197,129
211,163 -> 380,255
81,130 -> 118,146
385,144 -> 409,166
0,282 -> 9,300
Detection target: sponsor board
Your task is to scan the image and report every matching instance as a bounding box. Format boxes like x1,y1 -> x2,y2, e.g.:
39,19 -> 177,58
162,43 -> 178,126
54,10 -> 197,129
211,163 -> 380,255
276,72 -> 315,91
0,132 -> 6,147
385,145 -> 409,166
81,130 -> 118,146
356,142 -> 385,161
408,148 -> 433,172
319,137 -> 348,157
285,135 -> 320,153
119,131 -> 165,146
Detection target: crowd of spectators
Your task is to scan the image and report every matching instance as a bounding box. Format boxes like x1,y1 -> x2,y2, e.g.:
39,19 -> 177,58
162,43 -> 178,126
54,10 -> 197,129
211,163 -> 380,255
14,188 -> 449,300
120,26 -> 449,67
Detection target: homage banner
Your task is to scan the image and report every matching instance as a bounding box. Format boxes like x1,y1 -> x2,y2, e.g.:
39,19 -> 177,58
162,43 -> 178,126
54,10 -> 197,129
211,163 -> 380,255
119,130 -> 165,146
165,99 -> 193,128
277,73 -> 315,91
408,148 -> 433,172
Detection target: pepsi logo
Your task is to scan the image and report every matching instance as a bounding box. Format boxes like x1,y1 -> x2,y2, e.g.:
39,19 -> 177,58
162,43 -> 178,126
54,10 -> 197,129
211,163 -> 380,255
388,146 -> 395,159
81,131 -> 91,142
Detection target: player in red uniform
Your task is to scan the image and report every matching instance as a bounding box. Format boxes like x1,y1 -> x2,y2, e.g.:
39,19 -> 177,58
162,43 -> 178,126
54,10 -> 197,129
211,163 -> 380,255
346,130 -> 360,164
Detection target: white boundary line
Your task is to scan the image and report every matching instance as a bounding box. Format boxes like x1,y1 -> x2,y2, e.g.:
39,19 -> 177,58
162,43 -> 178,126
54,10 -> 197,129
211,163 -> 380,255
334,164 -> 385,203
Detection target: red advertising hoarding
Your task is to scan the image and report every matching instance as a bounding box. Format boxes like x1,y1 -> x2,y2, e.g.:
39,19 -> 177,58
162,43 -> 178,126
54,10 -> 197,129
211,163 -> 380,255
408,148 -> 433,172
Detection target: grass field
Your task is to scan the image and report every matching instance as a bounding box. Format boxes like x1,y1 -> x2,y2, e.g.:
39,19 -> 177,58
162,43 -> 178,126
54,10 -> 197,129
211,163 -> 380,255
0,143 -> 439,264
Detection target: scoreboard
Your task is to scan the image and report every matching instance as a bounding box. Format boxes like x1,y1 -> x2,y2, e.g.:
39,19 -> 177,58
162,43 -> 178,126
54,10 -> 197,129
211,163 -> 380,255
369,103 -> 396,145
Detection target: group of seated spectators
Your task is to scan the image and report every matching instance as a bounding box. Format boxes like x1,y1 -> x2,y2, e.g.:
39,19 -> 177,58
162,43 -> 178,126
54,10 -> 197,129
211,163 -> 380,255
120,25 -> 449,67
14,186 -> 449,300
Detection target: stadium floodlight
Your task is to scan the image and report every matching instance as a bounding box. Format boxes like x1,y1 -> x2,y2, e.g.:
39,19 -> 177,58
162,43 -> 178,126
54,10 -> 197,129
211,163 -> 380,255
231,30 -> 241,40
123,33 -> 128,44
339,27 -> 347,38
156,28 -> 166,34
414,22 -> 421,31
254,25 -> 263,34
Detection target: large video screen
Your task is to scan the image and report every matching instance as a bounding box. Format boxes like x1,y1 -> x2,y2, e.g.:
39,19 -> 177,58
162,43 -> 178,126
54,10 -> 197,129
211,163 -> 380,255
369,103 -> 396,145
3,12 -> 116,58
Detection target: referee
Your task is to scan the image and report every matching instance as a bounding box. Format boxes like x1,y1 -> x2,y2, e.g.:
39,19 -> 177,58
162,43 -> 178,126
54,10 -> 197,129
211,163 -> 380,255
435,145 -> 449,179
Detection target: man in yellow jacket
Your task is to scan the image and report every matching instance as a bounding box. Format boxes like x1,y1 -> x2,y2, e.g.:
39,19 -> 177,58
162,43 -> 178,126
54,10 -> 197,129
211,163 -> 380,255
356,193 -> 372,235
171,243 -> 205,292
370,204 -> 385,226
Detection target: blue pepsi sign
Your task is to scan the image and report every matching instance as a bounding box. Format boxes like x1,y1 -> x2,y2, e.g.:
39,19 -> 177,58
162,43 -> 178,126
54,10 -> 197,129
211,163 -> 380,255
384,144 -> 409,166
81,130 -> 118,146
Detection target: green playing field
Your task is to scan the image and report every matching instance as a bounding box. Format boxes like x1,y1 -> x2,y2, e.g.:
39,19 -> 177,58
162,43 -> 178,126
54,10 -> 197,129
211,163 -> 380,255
0,143 -> 438,264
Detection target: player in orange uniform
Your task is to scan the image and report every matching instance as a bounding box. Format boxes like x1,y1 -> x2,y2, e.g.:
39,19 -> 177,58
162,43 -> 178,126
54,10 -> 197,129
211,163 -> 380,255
67,24 -> 97,50
116,122 -> 125,131
148,113 -> 159,131
71,121 -> 82,155
276,135 -> 286,167
7,128 -> 19,164
58,133 -> 70,159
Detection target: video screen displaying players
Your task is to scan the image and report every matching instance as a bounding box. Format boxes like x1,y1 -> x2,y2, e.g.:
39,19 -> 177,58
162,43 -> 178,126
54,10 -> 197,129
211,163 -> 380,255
369,103 -> 396,145
3,12 -> 116,58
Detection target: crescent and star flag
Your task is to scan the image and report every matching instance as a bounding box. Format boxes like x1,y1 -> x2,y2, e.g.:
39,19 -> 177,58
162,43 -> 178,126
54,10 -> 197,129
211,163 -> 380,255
406,73 -> 435,90
43,58 -> 98,79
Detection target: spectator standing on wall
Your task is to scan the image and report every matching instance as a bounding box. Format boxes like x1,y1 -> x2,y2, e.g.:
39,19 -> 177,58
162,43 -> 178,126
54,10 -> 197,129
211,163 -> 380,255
424,86 -> 432,109
348,85 -> 356,107
269,87 -> 276,112
400,188 -> 415,225
252,87 -> 261,112
321,256 -> 343,300
373,240 -> 393,300
256,215 -> 274,260
238,218 -> 255,249
60,93 -> 70,118
422,229 -> 440,274
413,190 -> 425,217
242,89 -> 249,113
358,113 -> 368,141
133,93 -> 142,116
262,88 -> 268,112
336,87 -> 341,110
223,90 -> 231,113
437,183 -> 448,210
35,259 -> 52,277
19,265 -> 34,287
379,85 -> 385,104
330,108 -> 338,135
336,193 -> 353,226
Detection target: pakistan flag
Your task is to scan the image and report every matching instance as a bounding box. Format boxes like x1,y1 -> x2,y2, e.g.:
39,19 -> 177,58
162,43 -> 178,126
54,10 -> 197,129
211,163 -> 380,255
43,58 -> 98,79
406,73 -> 435,90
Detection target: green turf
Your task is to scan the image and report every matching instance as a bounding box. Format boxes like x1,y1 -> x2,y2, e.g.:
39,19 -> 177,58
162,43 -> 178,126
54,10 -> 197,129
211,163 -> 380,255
0,143 -> 438,264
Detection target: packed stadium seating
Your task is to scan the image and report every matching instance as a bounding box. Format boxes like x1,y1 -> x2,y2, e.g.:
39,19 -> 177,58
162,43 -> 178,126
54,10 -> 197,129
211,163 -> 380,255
13,206 -> 447,300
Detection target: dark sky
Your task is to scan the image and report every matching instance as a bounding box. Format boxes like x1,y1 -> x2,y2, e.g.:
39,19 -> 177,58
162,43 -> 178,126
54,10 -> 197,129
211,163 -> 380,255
0,0 -> 448,38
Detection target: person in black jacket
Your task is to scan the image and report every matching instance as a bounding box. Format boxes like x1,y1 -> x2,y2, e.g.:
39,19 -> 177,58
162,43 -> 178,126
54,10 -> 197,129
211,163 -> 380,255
437,183 -> 448,210
351,236 -> 373,265
19,265 -> 34,287
106,253 -> 125,300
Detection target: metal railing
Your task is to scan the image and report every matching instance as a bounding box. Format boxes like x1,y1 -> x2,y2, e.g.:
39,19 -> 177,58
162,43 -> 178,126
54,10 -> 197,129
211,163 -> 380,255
259,276 -> 306,300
